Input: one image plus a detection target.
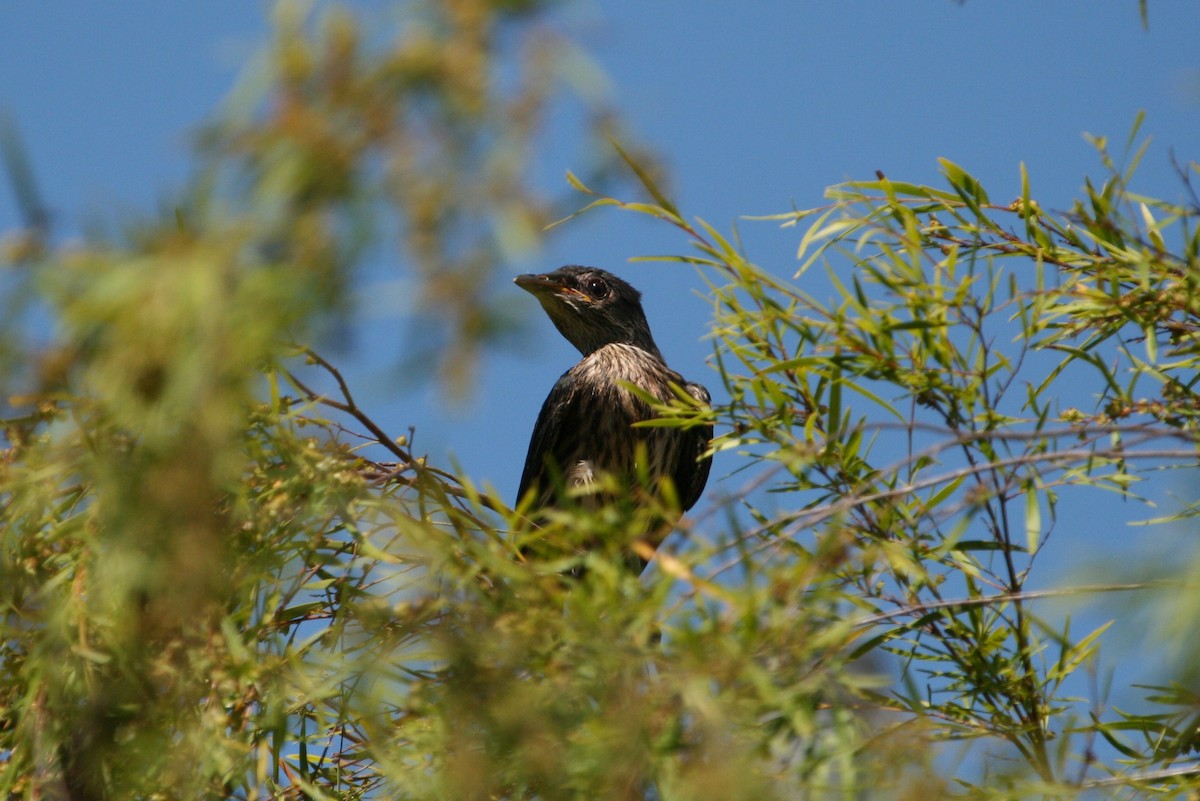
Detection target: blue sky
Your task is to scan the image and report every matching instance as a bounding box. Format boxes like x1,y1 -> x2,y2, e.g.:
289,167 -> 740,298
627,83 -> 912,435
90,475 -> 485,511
3,0 -> 1199,695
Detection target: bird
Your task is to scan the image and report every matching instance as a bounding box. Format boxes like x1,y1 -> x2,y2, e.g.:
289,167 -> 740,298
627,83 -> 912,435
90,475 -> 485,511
514,265 -> 712,571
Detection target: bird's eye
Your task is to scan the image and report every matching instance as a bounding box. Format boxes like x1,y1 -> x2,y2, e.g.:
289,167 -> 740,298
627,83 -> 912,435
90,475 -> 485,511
583,277 -> 609,299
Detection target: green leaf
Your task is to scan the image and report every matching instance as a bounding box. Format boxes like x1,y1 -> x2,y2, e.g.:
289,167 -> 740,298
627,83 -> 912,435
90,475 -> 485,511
1025,483 -> 1041,553
610,137 -> 680,219
938,157 -> 990,212
565,169 -> 595,195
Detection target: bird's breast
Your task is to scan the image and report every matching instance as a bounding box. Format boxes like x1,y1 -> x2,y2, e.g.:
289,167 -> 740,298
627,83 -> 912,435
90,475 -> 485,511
575,344 -> 678,404
565,344 -> 683,481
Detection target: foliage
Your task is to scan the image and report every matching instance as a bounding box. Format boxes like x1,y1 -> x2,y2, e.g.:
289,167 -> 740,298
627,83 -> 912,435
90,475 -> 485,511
3,2 -> 1200,800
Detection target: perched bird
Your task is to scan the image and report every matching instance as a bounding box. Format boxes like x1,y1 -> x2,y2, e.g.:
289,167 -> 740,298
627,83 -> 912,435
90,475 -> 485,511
514,265 -> 712,570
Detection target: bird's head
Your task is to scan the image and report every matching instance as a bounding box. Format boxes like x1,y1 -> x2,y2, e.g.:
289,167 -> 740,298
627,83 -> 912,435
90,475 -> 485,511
514,266 -> 660,357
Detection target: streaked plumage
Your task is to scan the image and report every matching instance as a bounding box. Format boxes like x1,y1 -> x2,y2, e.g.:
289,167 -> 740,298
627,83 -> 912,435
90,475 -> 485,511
514,266 -> 712,568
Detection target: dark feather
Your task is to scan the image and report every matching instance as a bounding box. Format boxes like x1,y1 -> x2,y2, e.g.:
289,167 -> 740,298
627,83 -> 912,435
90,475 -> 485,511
674,381 -> 714,513
514,266 -> 713,568
516,369 -> 580,507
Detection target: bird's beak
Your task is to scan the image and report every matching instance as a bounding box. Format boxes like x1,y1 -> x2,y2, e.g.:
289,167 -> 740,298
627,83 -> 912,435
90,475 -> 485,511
514,273 -> 586,301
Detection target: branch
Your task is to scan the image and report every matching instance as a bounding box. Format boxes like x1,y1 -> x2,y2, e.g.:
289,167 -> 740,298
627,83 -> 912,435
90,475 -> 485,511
1083,763 -> 1200,790
705,421 -> 1198,577
281,347 -> 506,514
850,580 -> 1176,628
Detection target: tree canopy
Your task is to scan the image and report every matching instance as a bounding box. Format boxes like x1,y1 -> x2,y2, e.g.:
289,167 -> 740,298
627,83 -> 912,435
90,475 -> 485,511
2,3 -> 1199,799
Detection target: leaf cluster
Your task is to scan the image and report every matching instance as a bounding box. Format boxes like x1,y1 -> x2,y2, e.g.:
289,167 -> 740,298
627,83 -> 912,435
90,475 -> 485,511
2,3 -> 1200,800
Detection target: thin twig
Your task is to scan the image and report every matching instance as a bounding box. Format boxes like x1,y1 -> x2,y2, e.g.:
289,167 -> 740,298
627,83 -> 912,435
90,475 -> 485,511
850,580 -> 1176,628
1083,763 -> 1200,789
282,347 -> 507,514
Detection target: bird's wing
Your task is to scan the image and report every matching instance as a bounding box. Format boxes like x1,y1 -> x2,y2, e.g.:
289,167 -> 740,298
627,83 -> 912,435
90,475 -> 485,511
516,370 -> 580,506
674,381 -> 714,512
